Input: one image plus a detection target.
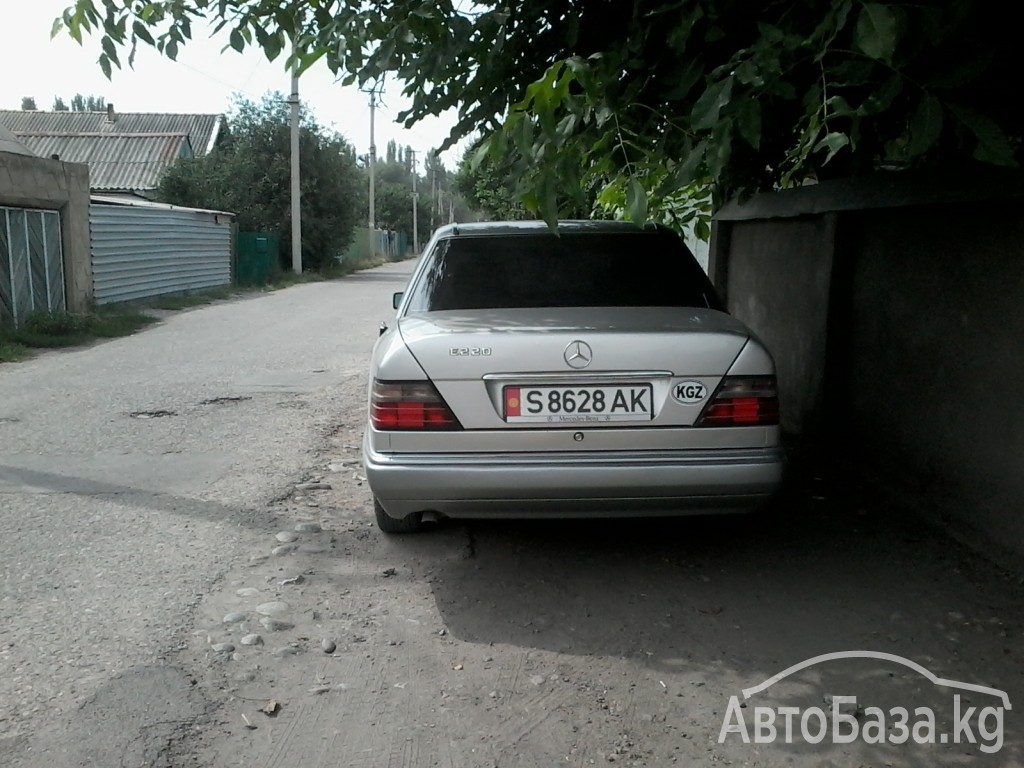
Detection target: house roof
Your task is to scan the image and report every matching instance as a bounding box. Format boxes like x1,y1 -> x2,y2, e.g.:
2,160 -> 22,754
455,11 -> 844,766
14,132 -> 194,192
0,109 -> 222,193
0,110 -> 223,155
0,122 -> 36,157
91,193 -> 234,217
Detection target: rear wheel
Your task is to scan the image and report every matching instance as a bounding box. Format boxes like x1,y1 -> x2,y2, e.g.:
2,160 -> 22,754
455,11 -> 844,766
374,498 -> 423,534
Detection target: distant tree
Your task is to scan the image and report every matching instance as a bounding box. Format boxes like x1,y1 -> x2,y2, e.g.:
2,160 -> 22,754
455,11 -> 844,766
157,93 -> 365,271
20,96 -> 36,110
52,97 -> 69,111
376,156 -> 408,186
70,94 -> 106,112
374,180 -> 431,241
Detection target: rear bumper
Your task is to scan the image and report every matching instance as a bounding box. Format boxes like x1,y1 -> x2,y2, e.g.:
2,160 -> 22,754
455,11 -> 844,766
364,438 -> 785,519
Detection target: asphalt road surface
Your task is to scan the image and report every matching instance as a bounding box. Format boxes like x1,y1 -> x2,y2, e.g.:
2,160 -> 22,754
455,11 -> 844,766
2,260 -> 1023,767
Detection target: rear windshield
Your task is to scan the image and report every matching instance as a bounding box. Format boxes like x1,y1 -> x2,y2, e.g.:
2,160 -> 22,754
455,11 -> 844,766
403,231 -> 722,312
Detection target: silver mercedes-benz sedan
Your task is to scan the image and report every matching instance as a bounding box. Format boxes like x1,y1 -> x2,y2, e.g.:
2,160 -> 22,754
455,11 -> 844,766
364,220 -> 784,533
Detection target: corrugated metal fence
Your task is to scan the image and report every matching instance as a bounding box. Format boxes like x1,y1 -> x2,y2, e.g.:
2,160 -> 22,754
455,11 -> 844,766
90,203 -> 232,304
1,206 -> 65,328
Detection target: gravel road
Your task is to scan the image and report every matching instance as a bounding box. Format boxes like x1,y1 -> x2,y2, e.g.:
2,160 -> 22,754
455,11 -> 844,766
2,260 -> 1024,767
0,263 -> 412,766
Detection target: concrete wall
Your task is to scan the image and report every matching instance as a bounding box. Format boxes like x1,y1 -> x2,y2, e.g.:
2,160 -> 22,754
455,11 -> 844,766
835,201 -> 1024,547
0,152 -> 91,311
715,215 -> 836,436
713,171 -> 1024,554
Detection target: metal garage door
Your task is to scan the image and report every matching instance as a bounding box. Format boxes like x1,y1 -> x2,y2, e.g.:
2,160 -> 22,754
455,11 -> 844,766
0,206 -> 65,328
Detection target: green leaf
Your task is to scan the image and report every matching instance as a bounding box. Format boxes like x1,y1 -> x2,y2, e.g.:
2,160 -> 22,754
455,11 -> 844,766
949,105 -> 1017,167
67,16 -> 83,44
469,140 -> 491,171
737,99 -> 762,149
672,141 -> 708,189
814,132 -> 850,164
556,113 -> 578,140
824,95 -> 855,118
858,74 -> 903,116
542,177 -> 558,228
907,94 -> 942,157
229,28 -> 244,53
520,189 -> 540,212
757,23 -> 785,44
132,21 -> 154,46
691,76 -> 733,131
733,60 -> 762,87
855,4 -> 897,62
264,32 -> 283,61
926,51 -> 993,90
625,176 -> 648,223
663,59 -> 704,101
98,51 -> 112,79
101,35 -> 120,67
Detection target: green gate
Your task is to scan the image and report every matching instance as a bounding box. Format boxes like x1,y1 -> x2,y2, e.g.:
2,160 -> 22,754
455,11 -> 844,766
235,232 -> 279,286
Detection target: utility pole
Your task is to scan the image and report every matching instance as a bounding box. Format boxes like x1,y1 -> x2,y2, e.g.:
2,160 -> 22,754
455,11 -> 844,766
430,156 -> 436,234
289,58 -> 302,274
362,84 -> 381,259
410,149 -> 419,254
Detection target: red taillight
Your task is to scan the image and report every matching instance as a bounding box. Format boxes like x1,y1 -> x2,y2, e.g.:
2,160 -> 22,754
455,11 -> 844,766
697,376 -> 779,427
370,380 -> 462,430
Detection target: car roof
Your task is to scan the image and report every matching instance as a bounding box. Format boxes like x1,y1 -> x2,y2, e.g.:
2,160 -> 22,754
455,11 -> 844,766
432,220 -> 667,238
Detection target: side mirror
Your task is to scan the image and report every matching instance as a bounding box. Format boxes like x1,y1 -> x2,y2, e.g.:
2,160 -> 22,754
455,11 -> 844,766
378,322 -> 388,337
392,292 -> 404,310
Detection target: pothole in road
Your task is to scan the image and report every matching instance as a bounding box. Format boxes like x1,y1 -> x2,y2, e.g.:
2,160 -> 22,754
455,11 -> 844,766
129,410 -> 177,419
200,396 -> 253,406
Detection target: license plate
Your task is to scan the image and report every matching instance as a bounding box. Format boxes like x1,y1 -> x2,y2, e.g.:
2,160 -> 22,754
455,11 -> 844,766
504,384 -> 654,423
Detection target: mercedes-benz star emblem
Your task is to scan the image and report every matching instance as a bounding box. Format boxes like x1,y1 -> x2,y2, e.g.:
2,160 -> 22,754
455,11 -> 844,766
564,340 -> 593,369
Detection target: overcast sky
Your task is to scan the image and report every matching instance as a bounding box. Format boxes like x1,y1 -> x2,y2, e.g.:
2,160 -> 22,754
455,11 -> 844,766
0,0 -> 471,167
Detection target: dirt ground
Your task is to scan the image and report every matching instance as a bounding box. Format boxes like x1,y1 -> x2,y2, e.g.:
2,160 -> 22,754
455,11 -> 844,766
168,375 -> 1024,768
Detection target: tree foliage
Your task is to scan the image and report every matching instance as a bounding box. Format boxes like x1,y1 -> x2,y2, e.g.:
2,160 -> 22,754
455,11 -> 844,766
50,94 -> 107,111
371,143 -> 467,244
70,93 -> 107,111
454,137 -> 541,222
57,0 -> 1021,230
158,93 -> 364,270
20,97 -> 36,111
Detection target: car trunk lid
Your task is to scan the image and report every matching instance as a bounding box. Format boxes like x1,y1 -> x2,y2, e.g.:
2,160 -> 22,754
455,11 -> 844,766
397,307 -> 750,430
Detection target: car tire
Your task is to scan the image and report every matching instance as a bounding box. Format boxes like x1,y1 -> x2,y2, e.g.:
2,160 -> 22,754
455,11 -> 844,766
374,498 -> 423,534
